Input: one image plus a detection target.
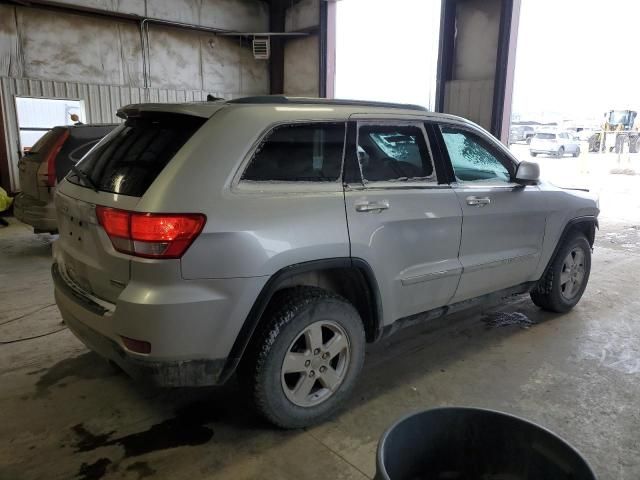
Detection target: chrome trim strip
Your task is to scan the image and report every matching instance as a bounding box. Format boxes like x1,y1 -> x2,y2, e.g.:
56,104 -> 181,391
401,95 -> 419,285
400,267 -> 463,286
463,253 -> 538,273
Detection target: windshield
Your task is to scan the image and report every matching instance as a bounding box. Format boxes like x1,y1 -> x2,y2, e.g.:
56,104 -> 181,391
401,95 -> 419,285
608,111 -> 632,126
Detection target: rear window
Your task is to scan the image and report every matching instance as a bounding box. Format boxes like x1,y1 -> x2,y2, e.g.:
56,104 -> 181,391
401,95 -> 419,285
55,125 -> 117,182
535,133 -> 556,139
69,114 -> 205,196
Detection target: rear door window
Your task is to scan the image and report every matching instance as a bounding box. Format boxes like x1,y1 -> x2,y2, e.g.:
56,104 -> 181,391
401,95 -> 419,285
69,114 -> 205,196
242,123 -> 346,182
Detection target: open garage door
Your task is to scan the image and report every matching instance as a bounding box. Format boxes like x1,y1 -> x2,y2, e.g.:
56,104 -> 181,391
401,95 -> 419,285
335,0 -> 441,110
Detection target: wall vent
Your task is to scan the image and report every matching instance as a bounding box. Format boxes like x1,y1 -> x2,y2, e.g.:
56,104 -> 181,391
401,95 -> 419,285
252,36 -> 270,60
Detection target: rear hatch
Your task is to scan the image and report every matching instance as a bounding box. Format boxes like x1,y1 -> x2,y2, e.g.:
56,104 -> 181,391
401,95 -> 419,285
531,132 -> 556,150
55,112 -> 207,303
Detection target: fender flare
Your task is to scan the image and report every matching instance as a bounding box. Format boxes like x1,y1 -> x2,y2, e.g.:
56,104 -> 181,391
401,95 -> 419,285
540,216 -> 598,279
218,257 -> 382,383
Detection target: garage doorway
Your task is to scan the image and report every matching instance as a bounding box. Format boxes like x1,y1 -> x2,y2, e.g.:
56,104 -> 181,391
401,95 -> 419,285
15,97 -> 85,155
510,0 -> 640,247
335,0 -> 441,109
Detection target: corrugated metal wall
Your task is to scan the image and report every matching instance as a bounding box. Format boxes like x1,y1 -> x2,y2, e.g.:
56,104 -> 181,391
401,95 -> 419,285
1,77 -> 211,191
0,0 -> 273,192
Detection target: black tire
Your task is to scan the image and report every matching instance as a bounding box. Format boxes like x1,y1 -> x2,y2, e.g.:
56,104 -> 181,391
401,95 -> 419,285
530,151 -> 537,157
530,232 -> 591,313
240,286 -> 365,429
556,147 -> 565,158
573,147 -> 581,157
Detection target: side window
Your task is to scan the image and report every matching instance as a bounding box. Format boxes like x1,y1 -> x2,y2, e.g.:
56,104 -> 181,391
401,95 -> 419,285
440,126 -> 513,184
242,123 -> 345,182
357,124 -> 435,182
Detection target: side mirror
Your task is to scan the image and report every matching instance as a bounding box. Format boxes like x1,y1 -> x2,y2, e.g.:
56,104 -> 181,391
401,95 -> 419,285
515,160 -> 540,184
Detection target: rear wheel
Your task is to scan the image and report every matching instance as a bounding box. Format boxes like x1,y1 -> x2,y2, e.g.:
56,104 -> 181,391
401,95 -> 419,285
573,146 -> 581,157
556,147 -> 565,158
241,286 -> 365,428
530,232 -> 591,313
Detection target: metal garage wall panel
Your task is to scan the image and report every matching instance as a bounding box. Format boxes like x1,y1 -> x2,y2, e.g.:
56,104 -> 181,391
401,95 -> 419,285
285,0 -> 320,32
444,79 -> 494,129
0,76 -> 209,191
284,36 -> 320,97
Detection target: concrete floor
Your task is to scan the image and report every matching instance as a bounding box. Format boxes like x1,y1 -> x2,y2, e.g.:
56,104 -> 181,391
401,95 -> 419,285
1,157 -> 640,480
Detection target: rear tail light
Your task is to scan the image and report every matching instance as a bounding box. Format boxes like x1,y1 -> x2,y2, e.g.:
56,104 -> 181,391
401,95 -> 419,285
96,206 -> 206,259
42,130 -> 69,187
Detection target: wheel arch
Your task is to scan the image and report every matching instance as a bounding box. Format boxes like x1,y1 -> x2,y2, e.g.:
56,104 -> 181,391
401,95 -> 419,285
218,257 -> 383,383
540,216 -> 598,280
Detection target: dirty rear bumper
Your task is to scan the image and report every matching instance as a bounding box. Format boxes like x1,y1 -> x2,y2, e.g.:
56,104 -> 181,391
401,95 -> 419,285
52,264 -> 226,387
62,306 -> 225,386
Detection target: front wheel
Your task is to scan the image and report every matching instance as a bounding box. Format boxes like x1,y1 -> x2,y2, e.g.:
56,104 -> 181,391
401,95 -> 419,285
530,232 -> 591,313
241,286 -> 366,428
556,147 -> 565,158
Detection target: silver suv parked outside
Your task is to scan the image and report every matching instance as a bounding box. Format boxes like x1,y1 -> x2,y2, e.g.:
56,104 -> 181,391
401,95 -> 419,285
52,97 -> 599,428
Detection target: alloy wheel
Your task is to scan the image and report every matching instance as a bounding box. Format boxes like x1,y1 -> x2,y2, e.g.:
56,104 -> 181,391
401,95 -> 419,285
281,320 -> 351,407
560,248 -> 586,300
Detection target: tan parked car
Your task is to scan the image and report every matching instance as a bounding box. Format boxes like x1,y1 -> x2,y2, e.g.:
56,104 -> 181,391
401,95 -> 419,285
14,123 -> 116,233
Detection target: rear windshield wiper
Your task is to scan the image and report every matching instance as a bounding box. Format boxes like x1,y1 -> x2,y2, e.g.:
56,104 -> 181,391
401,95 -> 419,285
69,165 -> 99,192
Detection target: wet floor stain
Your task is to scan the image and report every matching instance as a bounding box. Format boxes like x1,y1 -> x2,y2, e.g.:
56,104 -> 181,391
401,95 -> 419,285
71,401 -> 215,458
126,461 -> 156,479
482,311 -> 537,329
76,457 -> 112,480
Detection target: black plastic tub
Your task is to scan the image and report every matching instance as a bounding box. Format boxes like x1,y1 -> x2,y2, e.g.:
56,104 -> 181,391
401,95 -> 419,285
376,407 -> 596,480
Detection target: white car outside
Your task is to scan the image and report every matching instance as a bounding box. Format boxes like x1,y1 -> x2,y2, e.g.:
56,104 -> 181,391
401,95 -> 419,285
530,131 -> 581,158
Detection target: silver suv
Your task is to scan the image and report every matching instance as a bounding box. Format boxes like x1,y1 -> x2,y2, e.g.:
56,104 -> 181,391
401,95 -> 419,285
52,97 -> 599,428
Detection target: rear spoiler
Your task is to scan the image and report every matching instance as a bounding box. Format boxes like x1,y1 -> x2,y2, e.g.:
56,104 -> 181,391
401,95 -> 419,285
116,102 -> 224,120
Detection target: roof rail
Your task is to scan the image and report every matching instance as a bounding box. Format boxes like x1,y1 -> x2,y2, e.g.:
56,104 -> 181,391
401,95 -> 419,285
226,95 -> 428,111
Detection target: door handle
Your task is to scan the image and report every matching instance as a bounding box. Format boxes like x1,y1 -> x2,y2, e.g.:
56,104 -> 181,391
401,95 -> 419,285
466,196 -> 491,207
355,200 -> 390,213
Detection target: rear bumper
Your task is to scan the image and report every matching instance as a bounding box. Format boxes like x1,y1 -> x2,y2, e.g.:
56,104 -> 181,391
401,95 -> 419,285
530,148 -> 560,155
13,193 -> 58,232
60,300 -> 226,386
52,262 -> 266,386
